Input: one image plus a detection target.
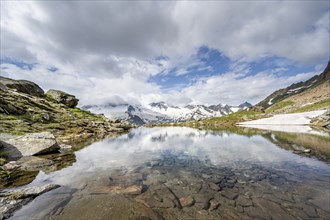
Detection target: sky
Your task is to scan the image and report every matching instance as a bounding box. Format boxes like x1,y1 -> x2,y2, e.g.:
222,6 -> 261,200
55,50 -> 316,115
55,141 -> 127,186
0,1 -> 329,107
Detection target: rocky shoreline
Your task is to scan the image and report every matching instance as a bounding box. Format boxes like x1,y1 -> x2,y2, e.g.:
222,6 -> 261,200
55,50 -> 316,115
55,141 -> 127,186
0,76 -> 134,219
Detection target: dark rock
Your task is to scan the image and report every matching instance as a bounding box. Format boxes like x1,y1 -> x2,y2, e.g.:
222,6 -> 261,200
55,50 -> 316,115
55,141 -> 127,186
46,89 -> 79,108
42,112 -> 50,121
194,193 -> 213,210
253,198 -> 296,220
236,195 -> 253,207
135,185 -> 179,209
0,76 -> 44,97
221,190 -> 238,200
244,206 -> 271,219
302,205 -> 319,218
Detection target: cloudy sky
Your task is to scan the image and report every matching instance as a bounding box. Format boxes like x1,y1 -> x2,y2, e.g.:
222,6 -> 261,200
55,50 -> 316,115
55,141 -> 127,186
1,1 -> 329,106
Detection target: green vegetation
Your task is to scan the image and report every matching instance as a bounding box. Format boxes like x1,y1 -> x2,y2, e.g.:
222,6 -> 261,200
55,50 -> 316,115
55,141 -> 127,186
150,110 -> 264,130
265,100 -> 294,113
0,170 -> 11,179
0,150 -> 8,165
68,107 -> 104,120
291,98 -> 330,113
268,131 -> 330,161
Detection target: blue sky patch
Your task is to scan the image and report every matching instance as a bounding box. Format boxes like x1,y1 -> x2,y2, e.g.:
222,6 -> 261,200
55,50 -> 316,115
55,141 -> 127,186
0,57 -> 36,70
149,46 -> 325,91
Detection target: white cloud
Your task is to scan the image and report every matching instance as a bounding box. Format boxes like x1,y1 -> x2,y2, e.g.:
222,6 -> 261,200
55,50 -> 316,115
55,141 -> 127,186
178,71 -> 317,106
0,1 -> 329,107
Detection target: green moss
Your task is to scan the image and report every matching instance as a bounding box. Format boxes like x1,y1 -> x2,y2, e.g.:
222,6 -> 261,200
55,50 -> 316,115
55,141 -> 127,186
69,108 -> 103,120
0,170 -> 11,179
290,98 -> 330,113
0,192 -> 25,200
265,100 -> 294,113
0,158 -> 6,165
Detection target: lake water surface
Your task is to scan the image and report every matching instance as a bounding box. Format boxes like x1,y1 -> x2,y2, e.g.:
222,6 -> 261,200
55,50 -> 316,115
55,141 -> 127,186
9,127 -> 330,220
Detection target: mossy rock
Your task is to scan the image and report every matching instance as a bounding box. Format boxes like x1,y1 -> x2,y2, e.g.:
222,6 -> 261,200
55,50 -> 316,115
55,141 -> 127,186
46,89 -> 79,108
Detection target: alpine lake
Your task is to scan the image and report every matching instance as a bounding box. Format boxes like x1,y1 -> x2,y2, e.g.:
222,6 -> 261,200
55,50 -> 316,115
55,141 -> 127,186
3,126 -> 330,220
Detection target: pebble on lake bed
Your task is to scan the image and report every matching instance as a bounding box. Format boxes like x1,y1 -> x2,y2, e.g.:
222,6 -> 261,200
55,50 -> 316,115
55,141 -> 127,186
179,196 -> 195,207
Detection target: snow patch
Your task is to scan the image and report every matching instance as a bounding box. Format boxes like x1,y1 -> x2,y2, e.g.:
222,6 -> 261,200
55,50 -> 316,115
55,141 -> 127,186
268,98 -> 273,105
238,110 -> 327,135
239,110 -> 326,125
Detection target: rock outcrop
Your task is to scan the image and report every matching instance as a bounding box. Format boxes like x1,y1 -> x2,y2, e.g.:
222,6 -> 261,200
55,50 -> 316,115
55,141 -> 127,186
46,89 -> 79,108
311,110 -> 330,130
0,76 -> 44,97
2,132 -> 60,158
0,184 -> 60,219
0,76 -> 133,141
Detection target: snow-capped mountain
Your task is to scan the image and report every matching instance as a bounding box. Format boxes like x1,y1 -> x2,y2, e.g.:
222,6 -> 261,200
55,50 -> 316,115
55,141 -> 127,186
82,101 -> 252,125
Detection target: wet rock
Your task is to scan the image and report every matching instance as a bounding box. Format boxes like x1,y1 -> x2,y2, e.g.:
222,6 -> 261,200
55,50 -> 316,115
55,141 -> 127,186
221,190 -> 238,200
209,199 -> 219,210
253,198 -> 296,220
236,195 -> 252,207
208,182 -> 221,191
121,185 -> 143,195
135,185 -> 179,209
0,184 -> 60,219
189,183 -> 202,193
286,207 -> 311,220
12,156 -> 54,171
179,196 -> 195,207
92,184 -> 143,195
3,132 -> 60,157
133,203 -> 164,220
202,174 -> 211,179
244,206 -> 271,220
236,205 -> 244,213
274,192 -> 295,203
302,205 -> 319,218
46,89 -> 79,108
194,193 -> 213,210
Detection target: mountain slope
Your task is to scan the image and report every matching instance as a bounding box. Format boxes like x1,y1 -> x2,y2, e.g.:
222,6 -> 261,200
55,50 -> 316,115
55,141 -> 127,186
0,76 -> 132,143
257,61 -> 330,110
83,101 -> 252,125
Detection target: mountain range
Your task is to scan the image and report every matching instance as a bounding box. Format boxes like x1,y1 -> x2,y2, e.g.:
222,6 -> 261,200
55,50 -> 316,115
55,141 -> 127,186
256,61 -> 329,114
257,61 -> 330,110
82,101 -> 252,125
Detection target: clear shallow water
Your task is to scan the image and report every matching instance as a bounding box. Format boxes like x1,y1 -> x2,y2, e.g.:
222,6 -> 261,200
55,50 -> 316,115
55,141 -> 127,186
9,127 -> 330,220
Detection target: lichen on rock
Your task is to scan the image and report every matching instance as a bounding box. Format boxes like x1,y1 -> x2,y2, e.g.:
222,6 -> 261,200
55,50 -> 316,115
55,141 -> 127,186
46,89 -> 79,108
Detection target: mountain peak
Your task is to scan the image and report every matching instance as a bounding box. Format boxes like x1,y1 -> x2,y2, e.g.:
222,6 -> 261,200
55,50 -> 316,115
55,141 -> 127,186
238,102 -> 252,109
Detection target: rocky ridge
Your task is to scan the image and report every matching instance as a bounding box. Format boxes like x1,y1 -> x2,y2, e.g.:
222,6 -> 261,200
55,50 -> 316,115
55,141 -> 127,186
83,101 -> 252,125
0,76 -> 133,145
257,61 -> 330,111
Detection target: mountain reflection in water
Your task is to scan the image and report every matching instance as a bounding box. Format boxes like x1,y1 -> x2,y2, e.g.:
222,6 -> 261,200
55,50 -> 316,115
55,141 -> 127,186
10,127 -> 330,220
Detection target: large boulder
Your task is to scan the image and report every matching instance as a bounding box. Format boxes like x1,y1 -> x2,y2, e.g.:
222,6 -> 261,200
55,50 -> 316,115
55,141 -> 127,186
311,109 -> 330,130
2,132 -> 60,157
0,76 -> 44,97
46,89 -> 79,108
